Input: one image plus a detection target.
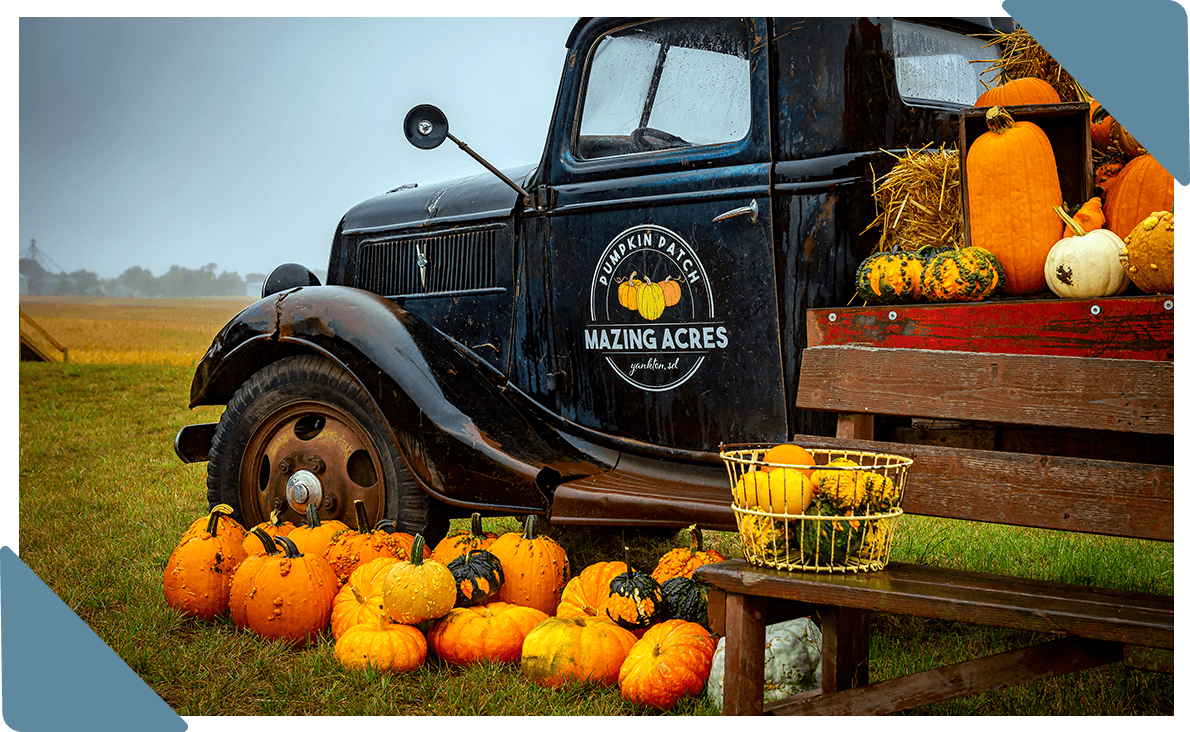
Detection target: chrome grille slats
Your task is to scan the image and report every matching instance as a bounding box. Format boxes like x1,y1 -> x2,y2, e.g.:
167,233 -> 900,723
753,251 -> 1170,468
355,227 -> 500,297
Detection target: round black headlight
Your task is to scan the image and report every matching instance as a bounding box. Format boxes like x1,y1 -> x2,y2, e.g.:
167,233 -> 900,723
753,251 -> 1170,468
262,263 -> 321,298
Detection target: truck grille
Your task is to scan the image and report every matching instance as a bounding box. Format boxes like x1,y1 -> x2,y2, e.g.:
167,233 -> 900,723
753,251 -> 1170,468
355,228 -> 500,297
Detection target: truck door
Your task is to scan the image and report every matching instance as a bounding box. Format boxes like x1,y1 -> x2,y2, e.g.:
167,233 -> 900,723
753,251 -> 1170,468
541,17 -> 784,454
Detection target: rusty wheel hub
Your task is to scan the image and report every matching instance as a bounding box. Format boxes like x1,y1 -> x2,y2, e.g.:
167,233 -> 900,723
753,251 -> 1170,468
239,400 -> 385,528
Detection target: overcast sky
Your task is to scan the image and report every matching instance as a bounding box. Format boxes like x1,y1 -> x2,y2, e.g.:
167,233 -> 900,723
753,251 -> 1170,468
19,4 -> 1189,285
19,16 -> 577,281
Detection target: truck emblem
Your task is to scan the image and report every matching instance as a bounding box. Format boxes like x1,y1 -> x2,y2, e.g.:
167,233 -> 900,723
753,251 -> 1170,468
415,242 -> 428,289
586,224 -> 728,392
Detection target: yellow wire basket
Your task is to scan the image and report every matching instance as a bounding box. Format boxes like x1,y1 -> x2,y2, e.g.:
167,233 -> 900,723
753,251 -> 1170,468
720,445 -> 914,573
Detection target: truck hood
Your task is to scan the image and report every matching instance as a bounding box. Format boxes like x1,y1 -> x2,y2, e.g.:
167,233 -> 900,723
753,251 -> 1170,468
341,163 -> 536,234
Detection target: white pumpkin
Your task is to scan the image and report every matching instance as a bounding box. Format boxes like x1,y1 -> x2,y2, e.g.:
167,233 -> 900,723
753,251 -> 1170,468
1044,205 -> 1130,298
706,617 -> 822,709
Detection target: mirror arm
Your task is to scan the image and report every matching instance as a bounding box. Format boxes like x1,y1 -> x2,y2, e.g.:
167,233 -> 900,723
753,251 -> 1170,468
446,132 -> 533,203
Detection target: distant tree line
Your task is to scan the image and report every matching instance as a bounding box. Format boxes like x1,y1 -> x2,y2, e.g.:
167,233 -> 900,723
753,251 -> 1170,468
20,259 -> 327,298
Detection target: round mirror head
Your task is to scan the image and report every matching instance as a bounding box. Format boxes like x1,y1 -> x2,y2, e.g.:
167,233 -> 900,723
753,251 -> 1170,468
404,104 -> 449,149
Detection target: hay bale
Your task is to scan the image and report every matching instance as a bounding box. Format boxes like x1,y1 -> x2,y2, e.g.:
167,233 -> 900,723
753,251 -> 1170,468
864,145 -> 964,253
974,26 -> 1080,103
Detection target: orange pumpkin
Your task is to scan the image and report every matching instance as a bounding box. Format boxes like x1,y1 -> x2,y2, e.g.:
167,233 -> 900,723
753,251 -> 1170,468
287,504 -> 350,559
966,106 -> 1064,294
1088,99 -> 1114,153
428,601 -> 548,666
556,560 -> 628,618
330,556 -> 402,638
163,507 -> 248,620
617,272 -> 642,310
230,527 -> 283,628
618,619 -> 716,710
488,515 -> 570,615
180,503 -> 247,544
335,621 -> 427,673
659,276 -> 682,307
242,509 -> 295,557
1104,154 -> 1175,239
975,77 -> 1060,107
237,536 -> 338,645
323,502 -> 417,586
433,512 -> 498,565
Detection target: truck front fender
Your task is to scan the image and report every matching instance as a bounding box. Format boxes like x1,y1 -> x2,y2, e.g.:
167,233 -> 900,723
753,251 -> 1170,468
189,285 -> 612,513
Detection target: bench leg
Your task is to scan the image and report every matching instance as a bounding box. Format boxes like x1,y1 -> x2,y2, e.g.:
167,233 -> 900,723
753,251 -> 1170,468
821,605 -> 870,692
720,592 -> 768,715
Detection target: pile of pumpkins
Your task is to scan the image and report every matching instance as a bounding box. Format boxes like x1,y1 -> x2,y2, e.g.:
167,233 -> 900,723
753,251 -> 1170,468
857,75 -> 1174,305
162,503 -> 734,711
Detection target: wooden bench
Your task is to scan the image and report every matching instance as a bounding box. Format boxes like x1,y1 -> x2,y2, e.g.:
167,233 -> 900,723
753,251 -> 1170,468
695,325 -> 1173,715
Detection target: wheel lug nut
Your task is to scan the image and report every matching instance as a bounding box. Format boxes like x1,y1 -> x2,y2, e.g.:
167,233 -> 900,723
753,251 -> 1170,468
309,456 -> 325,473
279,458 -> 293,475
322,494 -> 337,512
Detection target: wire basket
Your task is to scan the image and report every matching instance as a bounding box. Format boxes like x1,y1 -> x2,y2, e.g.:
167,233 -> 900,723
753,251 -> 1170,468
720,445 -> 914,573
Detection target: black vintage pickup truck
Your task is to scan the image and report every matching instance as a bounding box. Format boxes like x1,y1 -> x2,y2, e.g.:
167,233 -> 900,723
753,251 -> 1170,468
175,16 -> 1012,542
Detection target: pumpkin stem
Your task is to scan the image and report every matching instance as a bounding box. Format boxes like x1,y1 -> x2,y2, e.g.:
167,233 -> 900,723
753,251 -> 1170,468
273,535 -> 303,558
522,515 -> 539,541
249,526 -> 281,556
688,524 -> 704,553
469,512 -> 485,540
1053,205 -> 1086,237
985,106 -> 1016,135
205,510 -> 222,538
375,519 -> 398,534
623,545 -> 635,577
268,508 -> 283,527
411,534 -> 426,566
353,500 -> 369,532
305,503 -> 321,528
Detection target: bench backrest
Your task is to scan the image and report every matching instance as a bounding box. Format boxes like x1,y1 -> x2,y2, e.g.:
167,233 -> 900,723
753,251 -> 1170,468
794,345 -> 1174,542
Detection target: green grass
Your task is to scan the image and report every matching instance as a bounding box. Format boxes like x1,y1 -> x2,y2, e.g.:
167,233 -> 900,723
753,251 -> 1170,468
17,362 -> 1174,715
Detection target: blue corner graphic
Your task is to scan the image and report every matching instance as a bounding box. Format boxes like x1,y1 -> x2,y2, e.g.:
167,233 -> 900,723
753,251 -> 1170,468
1,547 -> 187,732
1004,0 -> 1190,184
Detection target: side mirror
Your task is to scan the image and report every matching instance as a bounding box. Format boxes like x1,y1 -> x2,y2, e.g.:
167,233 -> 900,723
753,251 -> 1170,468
402,103 -> 544,211
403,104 -> 449,150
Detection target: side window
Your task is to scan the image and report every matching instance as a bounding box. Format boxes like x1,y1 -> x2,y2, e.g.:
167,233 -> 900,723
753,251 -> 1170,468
576,18 -> 752,159
892,20 -> 1000,106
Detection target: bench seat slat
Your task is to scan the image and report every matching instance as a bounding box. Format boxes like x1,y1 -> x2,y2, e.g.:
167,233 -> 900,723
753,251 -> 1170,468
694,560 -> 1173,650
796,346 -> 1173,434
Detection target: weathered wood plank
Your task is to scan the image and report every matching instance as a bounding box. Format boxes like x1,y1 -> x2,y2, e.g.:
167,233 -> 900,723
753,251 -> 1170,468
793,433 -> 1174,541
820,606 -> 870,693
767,636 -> 1122,715
694,560 -> 1173,650
805,297 -> 1173,361
796,346 -> 1173,434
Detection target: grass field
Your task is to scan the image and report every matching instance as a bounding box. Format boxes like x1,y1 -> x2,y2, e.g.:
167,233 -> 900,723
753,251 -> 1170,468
14,296 -> 1176,716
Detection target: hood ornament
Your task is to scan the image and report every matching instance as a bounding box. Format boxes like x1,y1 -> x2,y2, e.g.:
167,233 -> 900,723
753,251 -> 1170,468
415,242 -> 429,289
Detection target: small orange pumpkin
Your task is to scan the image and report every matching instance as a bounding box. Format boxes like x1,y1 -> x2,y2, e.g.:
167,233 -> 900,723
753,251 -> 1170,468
330,556 -> 402,638
488,515 -> 570,615
432,512 -> 498,565
1104,154 -> 1175,240
287,504 -> 350,559
323,502 -> 416,586
242,509 -> 295,557
179,503 -> 247,544
335,621 -> 427,673
556,561 -> 628,619
229,527 -> 283,628
618,619 -> 716,710
163,507 -> 248,620
237,535 -> 338,645
428,601 -> 548,666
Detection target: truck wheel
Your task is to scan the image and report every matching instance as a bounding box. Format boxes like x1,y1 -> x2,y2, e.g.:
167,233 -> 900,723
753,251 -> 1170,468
205,353 -> 447,544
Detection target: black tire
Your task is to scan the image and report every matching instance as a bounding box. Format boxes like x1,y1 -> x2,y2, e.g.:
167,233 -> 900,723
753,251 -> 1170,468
206,353 -> 448,544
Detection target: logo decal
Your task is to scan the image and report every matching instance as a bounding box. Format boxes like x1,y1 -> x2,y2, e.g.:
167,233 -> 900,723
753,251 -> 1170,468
587,224 -> 728,392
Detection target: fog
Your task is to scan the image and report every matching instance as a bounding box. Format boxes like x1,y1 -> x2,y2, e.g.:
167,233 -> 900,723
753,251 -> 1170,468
19,16 -> 577,282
